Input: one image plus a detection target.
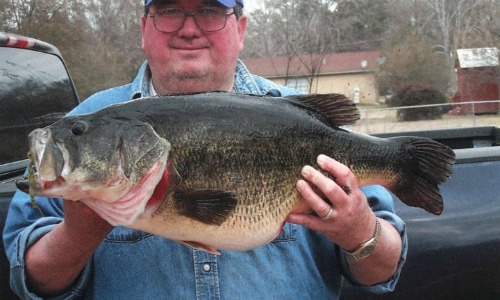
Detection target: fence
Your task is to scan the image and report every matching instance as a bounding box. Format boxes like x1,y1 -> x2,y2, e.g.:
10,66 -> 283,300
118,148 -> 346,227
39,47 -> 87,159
351,100 -> 500,134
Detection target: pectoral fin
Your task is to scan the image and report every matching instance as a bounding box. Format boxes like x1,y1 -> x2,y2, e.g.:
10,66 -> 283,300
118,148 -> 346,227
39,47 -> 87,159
174,190 -> 237,226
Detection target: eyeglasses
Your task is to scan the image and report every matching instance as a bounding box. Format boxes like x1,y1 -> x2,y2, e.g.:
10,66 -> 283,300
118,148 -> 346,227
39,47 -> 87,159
148,7 -> 236,33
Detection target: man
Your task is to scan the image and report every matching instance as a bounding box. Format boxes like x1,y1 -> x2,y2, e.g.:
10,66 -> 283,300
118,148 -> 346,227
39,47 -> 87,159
3,0 -> 407,299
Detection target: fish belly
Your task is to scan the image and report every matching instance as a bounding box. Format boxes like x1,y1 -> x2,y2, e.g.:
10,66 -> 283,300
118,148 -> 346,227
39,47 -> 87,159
129,193 -> 305,251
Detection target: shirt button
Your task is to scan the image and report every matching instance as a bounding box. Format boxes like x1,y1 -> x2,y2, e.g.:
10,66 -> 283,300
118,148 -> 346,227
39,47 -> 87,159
203,263 -> 211,272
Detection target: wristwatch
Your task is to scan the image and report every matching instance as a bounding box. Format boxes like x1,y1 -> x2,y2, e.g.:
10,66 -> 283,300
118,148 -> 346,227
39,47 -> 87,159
344,218 -> 381,261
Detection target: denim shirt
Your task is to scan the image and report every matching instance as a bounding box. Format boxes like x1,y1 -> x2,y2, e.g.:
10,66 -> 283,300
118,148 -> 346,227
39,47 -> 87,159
3,60 -> 407,300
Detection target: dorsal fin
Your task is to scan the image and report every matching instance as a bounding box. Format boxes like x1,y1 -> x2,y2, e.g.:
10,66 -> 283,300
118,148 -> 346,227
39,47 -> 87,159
285,93 -> 360,127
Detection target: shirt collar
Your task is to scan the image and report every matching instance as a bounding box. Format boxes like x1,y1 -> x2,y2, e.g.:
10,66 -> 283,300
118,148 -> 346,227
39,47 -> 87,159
134,59 -> 273,98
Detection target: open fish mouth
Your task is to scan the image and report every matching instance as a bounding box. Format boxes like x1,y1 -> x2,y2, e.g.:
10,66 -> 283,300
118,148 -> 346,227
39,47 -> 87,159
17,147 -> 67,217
20,132 -> 76,198
19,148 -> 168,225
25,144 -> 66,193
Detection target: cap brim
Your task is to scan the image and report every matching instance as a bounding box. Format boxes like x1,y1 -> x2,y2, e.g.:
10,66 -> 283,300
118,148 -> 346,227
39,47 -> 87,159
217,0 -> 236,8
146,0 -> 243,7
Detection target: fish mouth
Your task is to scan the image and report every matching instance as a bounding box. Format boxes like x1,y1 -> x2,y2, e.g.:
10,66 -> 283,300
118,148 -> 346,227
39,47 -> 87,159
19,128 -> 75,198
15,149 -> 70,210
30,128 -> 65,182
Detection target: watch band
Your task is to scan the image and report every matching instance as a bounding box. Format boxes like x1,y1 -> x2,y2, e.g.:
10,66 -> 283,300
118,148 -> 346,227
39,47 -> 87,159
345,218 -> 382,261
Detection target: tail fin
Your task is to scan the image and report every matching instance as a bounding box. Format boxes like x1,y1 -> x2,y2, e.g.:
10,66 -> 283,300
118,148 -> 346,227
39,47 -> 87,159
393,137 -> 455,215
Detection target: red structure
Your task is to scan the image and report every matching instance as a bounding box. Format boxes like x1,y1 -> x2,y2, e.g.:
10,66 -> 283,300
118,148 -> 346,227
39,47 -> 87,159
452,48 -> 499,114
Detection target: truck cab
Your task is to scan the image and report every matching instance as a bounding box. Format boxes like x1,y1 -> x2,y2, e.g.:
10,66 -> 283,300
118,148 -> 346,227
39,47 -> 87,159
0,32 -> 79,300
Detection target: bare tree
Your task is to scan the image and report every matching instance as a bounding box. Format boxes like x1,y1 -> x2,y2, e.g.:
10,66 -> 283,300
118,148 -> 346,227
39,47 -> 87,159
418,0 -> 494,90
243,0 -> 341,92
80,0 -> 144,98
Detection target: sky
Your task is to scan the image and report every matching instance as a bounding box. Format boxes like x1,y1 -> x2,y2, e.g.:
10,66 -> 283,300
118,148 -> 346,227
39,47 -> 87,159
243,1 -> 338,13
244,1 -> 259,12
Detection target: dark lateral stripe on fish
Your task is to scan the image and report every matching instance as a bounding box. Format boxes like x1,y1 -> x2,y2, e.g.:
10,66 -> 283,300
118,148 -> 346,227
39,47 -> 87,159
174,190 -> 238,225
393,136 -> 455,215
286,94 -> 360,127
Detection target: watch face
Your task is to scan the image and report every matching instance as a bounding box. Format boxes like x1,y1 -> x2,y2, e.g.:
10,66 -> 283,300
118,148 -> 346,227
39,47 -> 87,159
359,244 -> 376,258
349,219 -> 381,260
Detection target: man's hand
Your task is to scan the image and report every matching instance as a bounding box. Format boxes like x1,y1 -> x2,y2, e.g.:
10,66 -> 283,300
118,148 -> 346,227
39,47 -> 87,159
286,155 -> 402,285
25,200 -> 113,297
62,200 -> 113,239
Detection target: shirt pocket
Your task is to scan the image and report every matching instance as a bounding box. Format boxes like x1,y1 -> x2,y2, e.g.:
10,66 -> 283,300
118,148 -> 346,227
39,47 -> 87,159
104,226 -> 152,243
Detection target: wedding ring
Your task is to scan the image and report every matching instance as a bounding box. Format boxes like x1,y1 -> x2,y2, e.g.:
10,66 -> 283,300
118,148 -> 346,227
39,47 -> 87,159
321,208 -> 334,220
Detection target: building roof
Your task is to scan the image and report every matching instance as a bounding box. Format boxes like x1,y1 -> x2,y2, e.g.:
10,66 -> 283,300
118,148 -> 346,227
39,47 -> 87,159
456,47 -> 499,69
242,51 -> 382,78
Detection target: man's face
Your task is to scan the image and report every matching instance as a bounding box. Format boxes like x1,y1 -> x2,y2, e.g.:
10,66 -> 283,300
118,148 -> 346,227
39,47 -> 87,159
141,0 -> 247,94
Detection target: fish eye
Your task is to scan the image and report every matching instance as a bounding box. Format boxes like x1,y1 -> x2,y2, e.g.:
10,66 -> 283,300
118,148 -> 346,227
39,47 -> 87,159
71,121 -> 88,136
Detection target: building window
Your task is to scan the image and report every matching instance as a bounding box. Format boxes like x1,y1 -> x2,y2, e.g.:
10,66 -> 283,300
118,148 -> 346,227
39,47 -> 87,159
286,77 -> 310,93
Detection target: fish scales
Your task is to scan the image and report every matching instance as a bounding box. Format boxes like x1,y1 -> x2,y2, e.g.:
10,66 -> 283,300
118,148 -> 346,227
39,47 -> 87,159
19,92 -> 455,252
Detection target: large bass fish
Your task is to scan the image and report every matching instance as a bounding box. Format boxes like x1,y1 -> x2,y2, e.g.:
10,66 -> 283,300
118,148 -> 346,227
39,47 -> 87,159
18,92 -> 455,253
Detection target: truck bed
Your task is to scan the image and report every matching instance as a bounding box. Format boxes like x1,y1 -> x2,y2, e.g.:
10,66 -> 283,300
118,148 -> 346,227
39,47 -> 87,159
342,126 -> 500,299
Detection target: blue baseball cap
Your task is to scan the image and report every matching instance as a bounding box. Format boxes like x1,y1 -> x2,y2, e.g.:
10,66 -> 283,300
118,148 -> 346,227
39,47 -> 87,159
145,0 -> 244,7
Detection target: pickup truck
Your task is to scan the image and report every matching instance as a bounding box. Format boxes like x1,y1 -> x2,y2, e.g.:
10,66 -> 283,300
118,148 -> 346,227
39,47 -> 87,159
342,126 -> 500,299
1,33 -> 499,300
0,32 -> 79,300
